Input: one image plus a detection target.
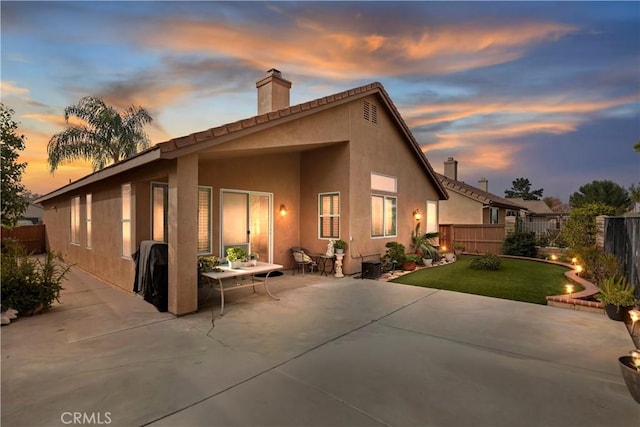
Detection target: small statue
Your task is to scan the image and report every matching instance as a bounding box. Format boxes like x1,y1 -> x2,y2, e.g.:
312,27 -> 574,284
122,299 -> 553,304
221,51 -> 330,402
326,239 -> 335,257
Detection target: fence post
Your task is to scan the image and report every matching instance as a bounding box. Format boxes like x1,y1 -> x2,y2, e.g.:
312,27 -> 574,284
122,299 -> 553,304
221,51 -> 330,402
595,215 -> 606,250
504,216 -> 516,236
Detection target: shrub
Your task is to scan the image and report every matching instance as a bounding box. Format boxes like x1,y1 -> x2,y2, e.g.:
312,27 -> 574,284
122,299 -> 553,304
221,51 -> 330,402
469,253 -> 502,271
503,232 -> 537,257
1,239 -> 68,315
575,247 -> 620,285
596,275 -> 636,308
562,202 -> 616,250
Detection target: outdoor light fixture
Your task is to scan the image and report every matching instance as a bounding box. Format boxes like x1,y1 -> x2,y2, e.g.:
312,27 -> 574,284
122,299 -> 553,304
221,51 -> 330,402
575,265 -> 583,274
413,209 -> 422,221
571,257 -> 578,265
551,254 -> 558,261
629,309 -> 640,335
565,284 -> 574,299
631,349 -> 640,372
279,204 -> 287,217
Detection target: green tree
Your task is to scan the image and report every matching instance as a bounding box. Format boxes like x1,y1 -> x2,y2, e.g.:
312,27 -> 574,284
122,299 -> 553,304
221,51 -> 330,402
504,177 -> 543,200
569,180 -> 631,214
1,104 -> 29,227
634,139 -> 640,152
561,202 -> 616,250
48,96 -> 153,172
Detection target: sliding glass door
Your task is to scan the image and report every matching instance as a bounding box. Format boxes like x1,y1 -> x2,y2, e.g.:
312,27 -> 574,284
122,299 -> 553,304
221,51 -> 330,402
221,190 -> 272,262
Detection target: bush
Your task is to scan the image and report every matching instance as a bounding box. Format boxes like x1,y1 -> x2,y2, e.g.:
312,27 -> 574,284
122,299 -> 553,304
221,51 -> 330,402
596,275 -> 636,308
469,253 -> 502,271
562,202 -> 616,250
503,232 -> 537,257
575,247 -> 619,285
1,239 -> 68,315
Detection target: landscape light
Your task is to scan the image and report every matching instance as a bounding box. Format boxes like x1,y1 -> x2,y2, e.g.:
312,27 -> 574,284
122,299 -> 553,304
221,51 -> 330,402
575,265 -> 583,274
565,284 -> 574,298
629,309 -> 640,334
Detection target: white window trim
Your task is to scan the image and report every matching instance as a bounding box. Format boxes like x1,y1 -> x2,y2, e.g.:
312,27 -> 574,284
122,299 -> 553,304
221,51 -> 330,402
318,192 -> 340,240
85,193 -> 92,249
70,196 -> 80,245
121,183 -> 133,259
371,172 -> 397,193
371,194 -> 397,238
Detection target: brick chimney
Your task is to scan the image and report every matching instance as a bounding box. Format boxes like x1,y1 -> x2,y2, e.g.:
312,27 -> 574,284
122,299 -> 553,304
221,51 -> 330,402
256,69 -> 292,115
478,177 -> 488,192
444,157 -> 458,181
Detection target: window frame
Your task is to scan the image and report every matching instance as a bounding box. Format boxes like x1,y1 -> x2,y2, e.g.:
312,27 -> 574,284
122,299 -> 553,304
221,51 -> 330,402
371,194 -> 397,238
85,193 -> 92,249
121,183 -> 133,259
489,207 -> 499,224
318,192 -> 340,240
150,182 -> 168,243
198,186 -> 213,255
70,196 -> 80,245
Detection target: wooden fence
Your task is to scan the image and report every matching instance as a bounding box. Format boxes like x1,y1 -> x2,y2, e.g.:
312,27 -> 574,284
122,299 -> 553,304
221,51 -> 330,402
1,224 -> 46,254
604,216 -> 640,298
439,224 -> 505,255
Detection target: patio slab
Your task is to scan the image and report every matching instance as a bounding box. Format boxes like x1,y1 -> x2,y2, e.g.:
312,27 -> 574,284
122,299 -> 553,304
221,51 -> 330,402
2,265 -> 638,427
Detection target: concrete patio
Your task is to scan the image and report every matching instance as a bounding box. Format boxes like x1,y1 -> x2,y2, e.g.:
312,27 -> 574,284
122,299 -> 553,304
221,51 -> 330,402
1,264 -> 639,426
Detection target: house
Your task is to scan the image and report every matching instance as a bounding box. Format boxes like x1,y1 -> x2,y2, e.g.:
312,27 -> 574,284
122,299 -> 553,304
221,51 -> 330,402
36,69 -> 448,315
437,157 -> 525,225
21,203 -> 44,225
509,198 -> 567,239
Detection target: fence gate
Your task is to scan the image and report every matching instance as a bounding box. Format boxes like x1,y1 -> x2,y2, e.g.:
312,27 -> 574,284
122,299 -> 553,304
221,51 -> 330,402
604,216 -> 640,299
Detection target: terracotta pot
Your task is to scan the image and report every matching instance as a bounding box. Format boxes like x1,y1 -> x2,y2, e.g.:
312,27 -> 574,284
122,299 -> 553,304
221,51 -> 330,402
618,356 -> 640,404
402,261 -> 417,271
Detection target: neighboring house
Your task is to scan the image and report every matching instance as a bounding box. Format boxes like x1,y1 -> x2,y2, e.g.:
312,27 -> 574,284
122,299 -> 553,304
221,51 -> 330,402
437,157 -> 525,225
21,203 -> 44,225
509,198 -> 567,238
36,69 -> 448,315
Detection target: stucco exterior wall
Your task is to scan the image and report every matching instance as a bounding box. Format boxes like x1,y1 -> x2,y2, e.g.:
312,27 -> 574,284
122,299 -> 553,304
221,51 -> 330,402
439,192 -> 484,224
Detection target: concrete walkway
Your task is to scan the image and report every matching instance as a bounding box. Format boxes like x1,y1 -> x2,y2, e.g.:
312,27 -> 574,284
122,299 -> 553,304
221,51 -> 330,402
2,265 -> 639,426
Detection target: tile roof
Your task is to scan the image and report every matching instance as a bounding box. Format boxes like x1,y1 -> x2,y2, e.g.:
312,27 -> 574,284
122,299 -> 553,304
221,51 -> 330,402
436,173 -> 526,210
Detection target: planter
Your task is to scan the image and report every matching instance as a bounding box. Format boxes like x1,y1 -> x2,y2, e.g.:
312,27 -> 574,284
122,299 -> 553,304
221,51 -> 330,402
335,248 -> 344,254
249,259 -> 257,266
605,304 -> 634,322
402,261 -> 417,271
444,253 -> 455,262
229,260 -> 242,269
423,258 -> 433,267
618,356 -> 640,404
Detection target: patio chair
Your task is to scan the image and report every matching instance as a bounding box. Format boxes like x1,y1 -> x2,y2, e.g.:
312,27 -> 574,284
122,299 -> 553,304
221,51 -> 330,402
291,248 -> 317,275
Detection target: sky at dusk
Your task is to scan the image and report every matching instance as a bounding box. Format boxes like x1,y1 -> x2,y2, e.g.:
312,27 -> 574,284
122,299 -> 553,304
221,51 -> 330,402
2,1 -> 639,201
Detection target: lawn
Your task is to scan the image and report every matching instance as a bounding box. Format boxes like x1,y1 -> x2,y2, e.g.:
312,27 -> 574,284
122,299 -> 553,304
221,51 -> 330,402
392,255 -> 582,305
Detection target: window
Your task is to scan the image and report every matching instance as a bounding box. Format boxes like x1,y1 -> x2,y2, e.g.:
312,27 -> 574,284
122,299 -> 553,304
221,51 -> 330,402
121,183 -> 132,258
86,193 -> 92,249
151,183 -> 168,242
371,195 -> 397,237
319,192 -> 340,239
490,207 -> 499,224
198,186 -> 212,254
425,200 -> 438,234
371,172 -> 397,192
70,196 -> 80,244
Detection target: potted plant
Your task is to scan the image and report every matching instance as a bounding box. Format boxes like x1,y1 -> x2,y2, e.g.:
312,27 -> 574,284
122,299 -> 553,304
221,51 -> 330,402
411,223 -> 439,267
226,247 -> 247,269
334,239 -> 348,254
249,252 -> 259,266
453,242 -> 465,256
403,253 -> 421,271
619,349 -> 640,404
596,275 -> 637,321
382,242 -> 405,272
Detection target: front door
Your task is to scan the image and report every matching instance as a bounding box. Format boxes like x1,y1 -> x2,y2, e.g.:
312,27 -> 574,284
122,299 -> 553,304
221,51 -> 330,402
220,190 -> 272,262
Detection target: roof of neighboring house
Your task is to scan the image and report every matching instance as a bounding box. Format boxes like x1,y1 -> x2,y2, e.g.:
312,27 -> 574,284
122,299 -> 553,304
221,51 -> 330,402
36,81 -> 448,203
508,198 -> 556,215
436,173 -> 527,210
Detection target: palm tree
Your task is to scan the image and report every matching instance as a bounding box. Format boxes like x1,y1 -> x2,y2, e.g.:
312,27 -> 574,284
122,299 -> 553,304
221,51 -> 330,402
48,96 -> 153,172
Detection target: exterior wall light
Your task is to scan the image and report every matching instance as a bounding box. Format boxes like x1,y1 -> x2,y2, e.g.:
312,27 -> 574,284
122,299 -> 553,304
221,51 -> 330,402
413,209 -> 422,221
279,204 -> 287,217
